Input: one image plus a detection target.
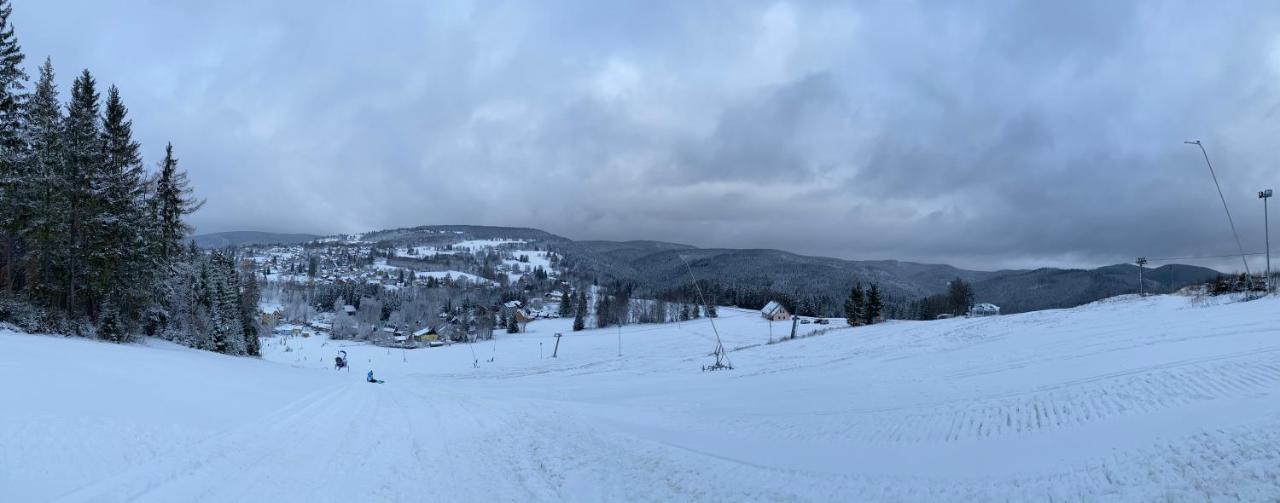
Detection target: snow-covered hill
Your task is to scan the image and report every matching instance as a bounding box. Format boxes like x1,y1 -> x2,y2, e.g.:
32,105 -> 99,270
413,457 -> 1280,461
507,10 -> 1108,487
4,294 -> 1280,501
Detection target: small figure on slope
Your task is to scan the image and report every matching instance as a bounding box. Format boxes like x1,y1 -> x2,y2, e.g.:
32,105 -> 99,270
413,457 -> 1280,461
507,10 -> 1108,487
366,370 -> 383,384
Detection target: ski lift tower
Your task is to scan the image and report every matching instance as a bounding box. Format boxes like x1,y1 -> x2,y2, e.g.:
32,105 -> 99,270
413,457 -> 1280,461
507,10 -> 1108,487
678,255 -> 733,371
1136,257 -> 1147,296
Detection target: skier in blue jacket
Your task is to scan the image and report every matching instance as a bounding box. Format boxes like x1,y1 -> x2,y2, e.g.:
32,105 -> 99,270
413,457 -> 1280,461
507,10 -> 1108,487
367,370 -> 378,383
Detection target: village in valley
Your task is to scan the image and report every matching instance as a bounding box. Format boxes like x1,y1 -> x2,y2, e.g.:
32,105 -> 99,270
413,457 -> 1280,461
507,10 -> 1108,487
247,232 -> 568,347
237,225 -> 943,356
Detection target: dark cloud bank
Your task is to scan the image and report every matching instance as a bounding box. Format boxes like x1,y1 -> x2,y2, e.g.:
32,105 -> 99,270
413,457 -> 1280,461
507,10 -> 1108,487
15,1 -> 1280,270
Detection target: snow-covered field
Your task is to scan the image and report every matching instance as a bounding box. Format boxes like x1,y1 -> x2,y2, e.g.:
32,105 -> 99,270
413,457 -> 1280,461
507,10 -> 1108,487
4,295 -> 1280,501
453,239 -> 525,251
371,260 -> 493,285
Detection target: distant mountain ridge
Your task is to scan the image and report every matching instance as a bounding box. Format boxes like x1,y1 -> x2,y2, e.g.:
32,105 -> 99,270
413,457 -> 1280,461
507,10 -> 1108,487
551,240 -> 1219,314
192,231 -> 320,248
205,224 -> 1222,315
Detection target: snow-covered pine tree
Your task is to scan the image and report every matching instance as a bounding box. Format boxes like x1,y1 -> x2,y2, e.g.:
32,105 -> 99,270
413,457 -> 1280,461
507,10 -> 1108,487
239,263 -> 262,356
151,144 -> 202,267
214,252 -> 246,355
595,292 -> 611,328
864,284 -> 883,325
160,245 -> 197,345
93,85 -> 149,326
844,282 -> 865,326
558,289 -> 572,317
59,69 -> 103,320
96,296 -> 126,343
21,58 -> 61,304
946,277 -> 974,316
572,291 -> 586,331
0,0 -> 25,294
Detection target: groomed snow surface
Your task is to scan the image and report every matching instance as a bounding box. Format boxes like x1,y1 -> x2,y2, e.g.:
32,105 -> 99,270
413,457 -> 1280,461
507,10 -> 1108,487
4,295 -> 1280,501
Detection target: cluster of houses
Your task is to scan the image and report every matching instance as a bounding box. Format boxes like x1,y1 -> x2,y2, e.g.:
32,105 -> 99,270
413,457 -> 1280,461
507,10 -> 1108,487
267,293 -> 574,350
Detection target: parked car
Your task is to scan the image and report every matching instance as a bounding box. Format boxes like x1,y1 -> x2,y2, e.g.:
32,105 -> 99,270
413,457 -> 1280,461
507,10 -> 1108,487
800,319 -> 812,324
814,319 -> 829,325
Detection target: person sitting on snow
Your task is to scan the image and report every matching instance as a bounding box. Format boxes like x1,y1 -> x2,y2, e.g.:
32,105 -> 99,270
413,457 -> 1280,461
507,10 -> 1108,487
367,370 -> 375,383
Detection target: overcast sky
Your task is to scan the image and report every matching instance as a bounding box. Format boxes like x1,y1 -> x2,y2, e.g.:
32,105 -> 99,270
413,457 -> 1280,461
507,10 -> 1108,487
12,1 -> 1280,270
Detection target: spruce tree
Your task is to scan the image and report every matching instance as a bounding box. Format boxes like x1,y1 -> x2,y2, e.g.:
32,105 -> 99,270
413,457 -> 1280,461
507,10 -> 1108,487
844,282 -> 865,326
572,291 -> 586,331
0,0 -> 25,294
96,296 -> 125,343
22,58 -> 60,303
93,85 -> 149,325
595,292 -> 611,328
506,315 -> 519,333
558,289 -> 572,317
60,69 -> 103,319
151,143 -> 202,267
865,284 -> 883,325
946,277 -> 975,315
239,266 -> 262,356
213,252 -> 246,354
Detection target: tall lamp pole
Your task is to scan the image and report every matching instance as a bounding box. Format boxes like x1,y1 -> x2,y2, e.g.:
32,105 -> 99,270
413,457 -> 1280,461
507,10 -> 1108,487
1184,140 -> 1252,289
1262,189 -> 1273,292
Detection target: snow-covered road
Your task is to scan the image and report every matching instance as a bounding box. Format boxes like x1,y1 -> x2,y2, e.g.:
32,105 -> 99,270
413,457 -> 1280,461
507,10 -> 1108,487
5,295 -> 1280,501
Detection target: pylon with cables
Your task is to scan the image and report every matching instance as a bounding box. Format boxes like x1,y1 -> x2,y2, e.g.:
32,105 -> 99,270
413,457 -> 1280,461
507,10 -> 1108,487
678,255 -> 733,372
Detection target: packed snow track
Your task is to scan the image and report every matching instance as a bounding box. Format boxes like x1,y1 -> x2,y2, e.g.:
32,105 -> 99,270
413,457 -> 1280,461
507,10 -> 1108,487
3,295 -> 1280,501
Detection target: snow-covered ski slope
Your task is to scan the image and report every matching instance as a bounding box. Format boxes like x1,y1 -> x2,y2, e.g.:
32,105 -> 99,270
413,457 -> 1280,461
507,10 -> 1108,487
4,294 -> 1280,501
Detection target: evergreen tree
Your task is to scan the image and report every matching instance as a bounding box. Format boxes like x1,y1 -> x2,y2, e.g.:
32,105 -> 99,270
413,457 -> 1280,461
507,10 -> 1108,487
557,289 -> 572,317
96,296 -> 124,342
572,291 -> 586,331
844,282 -> 865,326
946,277 -> 975,315
595,291 -> 611,328
92,85 -> 149,325
864,284 -> 883,325
705,301 -> 717,318
239,265 -> 261,356
21,58 -> 60,303
0,0 -> 25,294
506,314 -> 519,333
151,143 -> 202,266
214,252 -> 246,354
59,69 -> 103,319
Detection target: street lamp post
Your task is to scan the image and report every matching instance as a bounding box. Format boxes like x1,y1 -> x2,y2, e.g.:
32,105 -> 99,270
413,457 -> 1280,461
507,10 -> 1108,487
1184,140 -> 1252,293
1262,189 -> 1273,292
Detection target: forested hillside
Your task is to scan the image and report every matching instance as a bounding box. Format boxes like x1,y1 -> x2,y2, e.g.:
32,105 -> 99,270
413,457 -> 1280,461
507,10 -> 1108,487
0,0 -> 260,355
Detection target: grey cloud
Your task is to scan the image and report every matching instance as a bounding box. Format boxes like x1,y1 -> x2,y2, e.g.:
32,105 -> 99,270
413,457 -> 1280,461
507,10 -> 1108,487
11,0 -> 1280,271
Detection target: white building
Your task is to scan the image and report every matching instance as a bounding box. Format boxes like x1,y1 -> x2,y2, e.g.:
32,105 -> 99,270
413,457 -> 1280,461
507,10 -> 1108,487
969,303 -> 1001,317
760,301 -> 792,321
